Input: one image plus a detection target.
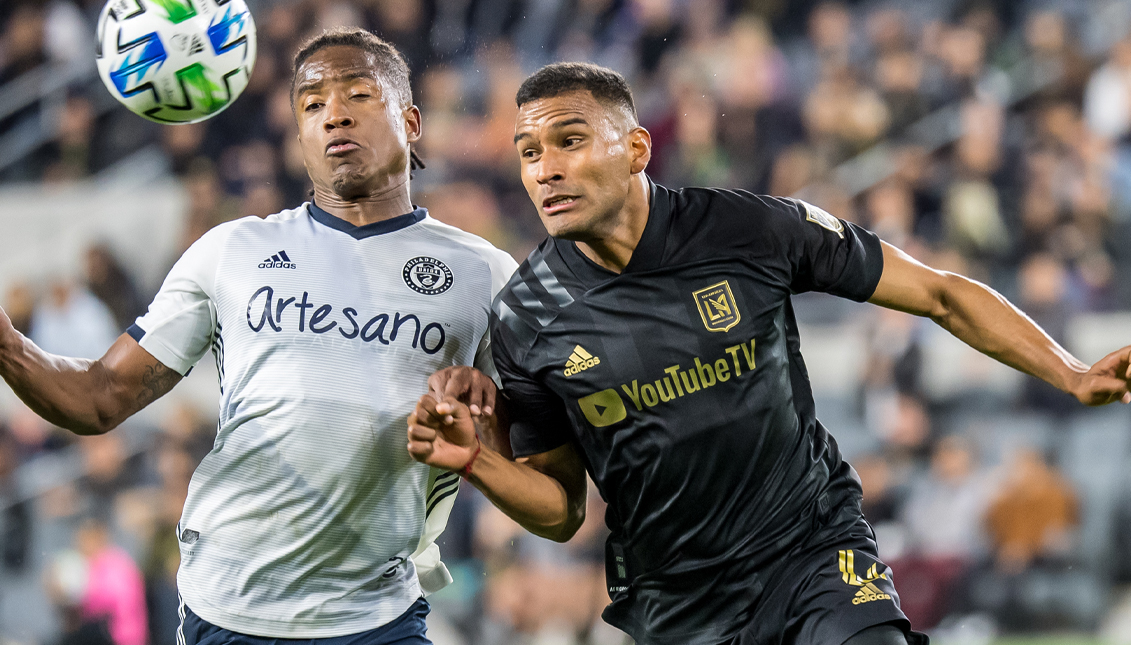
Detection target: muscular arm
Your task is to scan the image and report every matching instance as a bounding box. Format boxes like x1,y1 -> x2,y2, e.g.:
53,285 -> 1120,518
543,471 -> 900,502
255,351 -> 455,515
0,309 -> 182,435
408,395 -> 587,542
868,241 -> 1130,405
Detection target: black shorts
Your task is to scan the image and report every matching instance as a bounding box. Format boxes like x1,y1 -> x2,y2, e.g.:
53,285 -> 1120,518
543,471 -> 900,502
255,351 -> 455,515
732,518 -> 929,645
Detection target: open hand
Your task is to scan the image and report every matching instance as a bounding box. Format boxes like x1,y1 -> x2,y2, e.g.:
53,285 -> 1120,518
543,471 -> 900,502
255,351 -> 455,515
1072,345 -> 1131,406
407,395 -> 479,471
428,366 -> 496,417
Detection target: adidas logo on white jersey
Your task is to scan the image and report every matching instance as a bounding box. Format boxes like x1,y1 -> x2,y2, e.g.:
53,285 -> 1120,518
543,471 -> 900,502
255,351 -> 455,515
564,345 -> 600,377
259,250 -> 297,269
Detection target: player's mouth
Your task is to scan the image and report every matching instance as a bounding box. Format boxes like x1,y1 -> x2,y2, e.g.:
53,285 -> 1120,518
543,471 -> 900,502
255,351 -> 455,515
326,138 -> 361,156
542,195 -> 580,214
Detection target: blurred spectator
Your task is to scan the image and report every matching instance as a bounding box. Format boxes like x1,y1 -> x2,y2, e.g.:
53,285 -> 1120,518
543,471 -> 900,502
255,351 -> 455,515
1017,253 -> 1079,414
0,425 -> 30,572
84,244 -> 145,332
68,514 -> 147,645
903,435 -> 994,561
985,447 -> 1078,574
856,452 -> 902,524
0,4 -> 47,84
43,1 -> 91,67
30,280 -> 119,360
78,432 -> 145,516
1084,36 -> 1131,142
4,283 -> 36,336
47,550 -> 116,645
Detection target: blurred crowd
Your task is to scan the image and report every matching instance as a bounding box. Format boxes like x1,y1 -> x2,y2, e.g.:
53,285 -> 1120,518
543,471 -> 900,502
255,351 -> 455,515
5,0 -> 1131,642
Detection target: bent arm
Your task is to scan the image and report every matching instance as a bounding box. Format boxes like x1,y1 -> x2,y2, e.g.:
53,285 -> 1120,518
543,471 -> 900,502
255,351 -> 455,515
0,317 -> 182,435
867,242 -> 1104,402
408,395 -> 587,541
467,443 -> 588,542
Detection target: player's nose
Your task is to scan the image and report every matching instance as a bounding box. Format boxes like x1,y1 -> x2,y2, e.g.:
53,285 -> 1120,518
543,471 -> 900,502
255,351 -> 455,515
535,150 -> 565,184
323,97 -> 354,131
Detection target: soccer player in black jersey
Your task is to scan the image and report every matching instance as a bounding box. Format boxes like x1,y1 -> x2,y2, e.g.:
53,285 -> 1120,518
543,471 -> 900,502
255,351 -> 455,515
407,63 -> 1131,645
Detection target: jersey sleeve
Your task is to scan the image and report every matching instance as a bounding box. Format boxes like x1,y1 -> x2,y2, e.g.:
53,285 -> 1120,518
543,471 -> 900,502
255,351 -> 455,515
473,249 -> 520,385
490,315 -> 573,459
776,198 -> 884,302
128,225 -> 228,375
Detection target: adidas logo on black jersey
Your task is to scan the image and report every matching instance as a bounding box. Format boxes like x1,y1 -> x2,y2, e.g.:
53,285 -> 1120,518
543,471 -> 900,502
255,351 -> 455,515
564,345 -> 600,377
851,582 -> 891,605
259,250 -> 296,269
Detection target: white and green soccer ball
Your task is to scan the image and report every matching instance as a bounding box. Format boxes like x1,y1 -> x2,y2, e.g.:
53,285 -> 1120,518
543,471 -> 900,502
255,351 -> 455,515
95,0 -> 257,124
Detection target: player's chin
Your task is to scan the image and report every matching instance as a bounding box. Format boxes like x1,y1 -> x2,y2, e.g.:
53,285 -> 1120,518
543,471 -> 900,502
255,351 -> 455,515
540,211 -> 594,240
330,169 -> 372,199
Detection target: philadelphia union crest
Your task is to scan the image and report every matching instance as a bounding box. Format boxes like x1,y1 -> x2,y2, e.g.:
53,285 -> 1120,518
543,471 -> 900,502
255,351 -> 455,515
403,257 -> 454,295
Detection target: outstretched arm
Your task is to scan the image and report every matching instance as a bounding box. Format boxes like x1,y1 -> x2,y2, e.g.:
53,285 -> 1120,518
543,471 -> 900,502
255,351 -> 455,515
868,241 -> 1130,406
408,395 -> 587,542
0,307 -> 181,435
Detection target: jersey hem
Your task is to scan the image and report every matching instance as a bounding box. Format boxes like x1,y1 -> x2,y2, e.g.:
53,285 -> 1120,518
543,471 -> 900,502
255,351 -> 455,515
180,587 -> 421,639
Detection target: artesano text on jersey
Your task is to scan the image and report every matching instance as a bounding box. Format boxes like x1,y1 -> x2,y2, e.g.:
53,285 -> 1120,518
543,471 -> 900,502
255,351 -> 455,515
130,204 -> 517,637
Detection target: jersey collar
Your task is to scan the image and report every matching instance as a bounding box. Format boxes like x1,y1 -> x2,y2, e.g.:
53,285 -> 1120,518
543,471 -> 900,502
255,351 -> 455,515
307,202 -> 427,240
559,178 -> 672,282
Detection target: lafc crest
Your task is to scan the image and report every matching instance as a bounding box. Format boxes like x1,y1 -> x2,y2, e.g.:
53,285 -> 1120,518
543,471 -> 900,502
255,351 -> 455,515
693,281 -> 741,332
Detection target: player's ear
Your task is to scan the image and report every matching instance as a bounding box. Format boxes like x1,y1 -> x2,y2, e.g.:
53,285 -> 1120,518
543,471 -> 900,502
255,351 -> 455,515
628,126 -> 651,175
404,105 -> 422,143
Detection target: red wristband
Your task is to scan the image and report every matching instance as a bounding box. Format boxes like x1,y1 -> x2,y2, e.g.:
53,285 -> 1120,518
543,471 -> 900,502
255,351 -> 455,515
460,435 -> 482,478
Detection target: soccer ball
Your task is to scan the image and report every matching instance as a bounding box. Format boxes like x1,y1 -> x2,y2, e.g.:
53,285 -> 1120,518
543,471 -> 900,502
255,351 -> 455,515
95,0 -> 257,124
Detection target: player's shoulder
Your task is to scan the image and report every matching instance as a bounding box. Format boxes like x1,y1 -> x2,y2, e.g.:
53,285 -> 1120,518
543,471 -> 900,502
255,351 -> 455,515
664,184 -> 845,248
415,215 -> 519,274
193,205 -> 309,245
669,185 -> 805,225
491,237 -> 573,350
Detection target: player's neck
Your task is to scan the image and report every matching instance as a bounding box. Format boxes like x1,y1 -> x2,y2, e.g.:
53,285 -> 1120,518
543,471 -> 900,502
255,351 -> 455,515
313,181 -> 415,227
575,174 -> 651,274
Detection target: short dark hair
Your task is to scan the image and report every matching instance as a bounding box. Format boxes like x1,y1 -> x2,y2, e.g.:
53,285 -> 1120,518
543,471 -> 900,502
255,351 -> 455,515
515,62 -> 637,122
291,27 -> 412,107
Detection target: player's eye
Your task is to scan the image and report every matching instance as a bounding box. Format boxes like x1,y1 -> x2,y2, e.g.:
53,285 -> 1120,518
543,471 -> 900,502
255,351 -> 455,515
521,148 -> 540,159
564,137 -> 582,147
304,101 -> 322,112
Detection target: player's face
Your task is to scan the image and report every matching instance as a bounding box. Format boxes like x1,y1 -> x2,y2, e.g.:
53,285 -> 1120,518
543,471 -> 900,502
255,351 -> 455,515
514,91 -> 646,241
294,46 -> 420,200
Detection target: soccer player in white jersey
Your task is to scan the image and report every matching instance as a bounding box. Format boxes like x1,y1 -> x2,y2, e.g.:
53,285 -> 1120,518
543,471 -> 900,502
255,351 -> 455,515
0,28 -> 517,644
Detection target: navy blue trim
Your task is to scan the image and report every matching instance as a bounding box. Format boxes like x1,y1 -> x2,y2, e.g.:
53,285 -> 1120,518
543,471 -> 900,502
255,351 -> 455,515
308,202 -> 427,240
126,324 -> 146,342
180,597 -> 431,644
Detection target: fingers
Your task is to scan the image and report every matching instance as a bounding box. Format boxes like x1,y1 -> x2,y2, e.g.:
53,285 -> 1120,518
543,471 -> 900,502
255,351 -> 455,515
436,396 -> 470,422
406,437 -> 435,462
414,394 -> 442,424
461,371 -> 496,417
483,381 -> 496,417
406,410 -> 437,463
426,367 -> 497,417
1077,376 -> 1131,406
407,418 -> 438,442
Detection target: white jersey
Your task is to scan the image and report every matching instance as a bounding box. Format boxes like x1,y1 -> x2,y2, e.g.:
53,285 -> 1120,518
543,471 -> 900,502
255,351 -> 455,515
130,204 -> 517,637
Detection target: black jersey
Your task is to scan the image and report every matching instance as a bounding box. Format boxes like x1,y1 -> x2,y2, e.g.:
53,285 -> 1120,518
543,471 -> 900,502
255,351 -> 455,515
490,181 -> 885,644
